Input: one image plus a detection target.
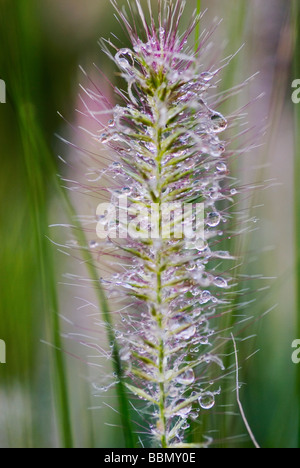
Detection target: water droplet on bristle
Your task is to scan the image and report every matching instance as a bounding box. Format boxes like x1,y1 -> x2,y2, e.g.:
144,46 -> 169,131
176,369 -> 195,385
120,348 -> 131,361
201,72 -> 214,82
190,411 -> 199,420
159,27 -> 166,41
170,316 -> 196,340
200,291 -> 212,304
115,49 -> 134,70
207,212 -> 221,227
211,143 -> 225,158
187,262 -> 196,271
100,133 -> 110,143
122,187 -> 132,195
199,392 -> 215,410
216,162 -> 227,172
174,399 -> 192,418
199,336 -> 209,345
169,387 -> 179,398
214,277 -> 228,289
89,240 -> 98,249
215,250 -> 231,259
210,112 -> 228,133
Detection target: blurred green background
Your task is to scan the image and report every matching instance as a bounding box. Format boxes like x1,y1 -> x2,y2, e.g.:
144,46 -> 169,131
0,0 -> 299,448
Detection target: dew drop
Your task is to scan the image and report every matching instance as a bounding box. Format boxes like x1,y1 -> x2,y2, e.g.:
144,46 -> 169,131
190,411 -> 199,420
89,240 -> 98,249
174,400 -> 192,418
170,316 -> 196,340
169,387 -> 179,398
186,262 -> 196,271
122,187 -> 132,195
200,290 -> 212,304
199,336 -> 209,345
216,162 -> 227,172
214,250 -> 231,259
159,27 -> 166,41
210,112 -> 227,133
198,272 -> 212,287
120,348 -> 131,361
182,422 -> 190,430
201,72 -> 214,82
180,325 -> 196,340
207,212 -> 221,227
195,239 -> 208,252
214,277 -> 228,289
211,143 -> 225,158
192,308 -> 202,318
198,392 -> 215,410
176,369 -> 195,385
209,187 -> 220,200
115,49 -> 134,70
230,188 -> 237,195
99,133 -> 110,143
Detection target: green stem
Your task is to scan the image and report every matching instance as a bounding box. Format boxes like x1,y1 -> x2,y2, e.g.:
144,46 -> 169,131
156,253 -> 168,448
153,107 -> 168,448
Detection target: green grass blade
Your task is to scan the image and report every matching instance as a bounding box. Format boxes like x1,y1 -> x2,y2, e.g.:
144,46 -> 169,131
0,0 -> 74,447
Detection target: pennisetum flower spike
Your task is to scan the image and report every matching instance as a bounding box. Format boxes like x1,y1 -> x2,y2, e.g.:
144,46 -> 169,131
72,0 -> 250,449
